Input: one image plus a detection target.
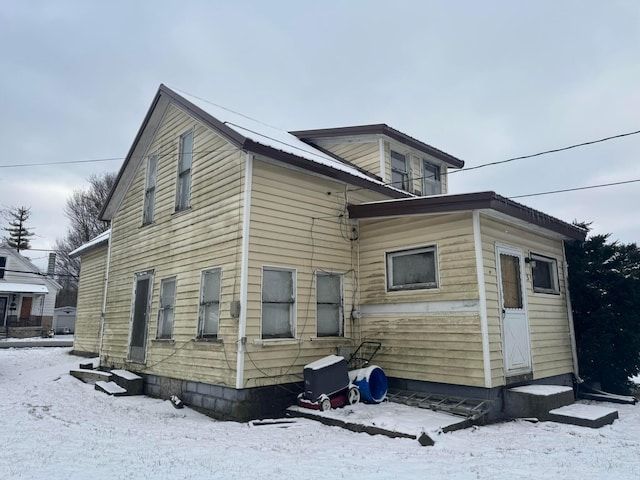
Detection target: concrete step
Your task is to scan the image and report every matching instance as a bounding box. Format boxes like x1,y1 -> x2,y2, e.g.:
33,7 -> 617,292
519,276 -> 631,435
70,369 -> 113,384
548,404 -> 619,428
504,384 -> 575,420
111,369 -> 143,395
95,381 -> 128,396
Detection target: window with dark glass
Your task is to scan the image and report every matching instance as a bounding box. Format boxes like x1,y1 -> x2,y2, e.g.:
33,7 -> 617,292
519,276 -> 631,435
422,161 -> 441,195
530,254 -> 559,294
390,150 -> 409,190
176,131 -> 193,211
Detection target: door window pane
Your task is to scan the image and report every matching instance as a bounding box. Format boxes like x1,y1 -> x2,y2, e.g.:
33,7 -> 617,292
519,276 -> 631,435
500,254 -> 523,309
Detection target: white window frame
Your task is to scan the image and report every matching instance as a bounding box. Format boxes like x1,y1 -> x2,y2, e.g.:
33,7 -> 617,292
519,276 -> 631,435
530,253 -> 560,295
422,160 -> 441,195
156,277 -> 177,339
316,272 -> 344,337
175,130 -> 193,211
261,266 -> 296,339
390,150 -> 409,190
386,245 -> 439,291
198,268 -> 222,338
143,152 -> 159,225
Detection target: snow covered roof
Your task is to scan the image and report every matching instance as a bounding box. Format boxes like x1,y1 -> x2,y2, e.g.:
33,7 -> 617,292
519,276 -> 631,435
69,229 -> 110,258
0,282 -> 48,294
101,85 -> 415,220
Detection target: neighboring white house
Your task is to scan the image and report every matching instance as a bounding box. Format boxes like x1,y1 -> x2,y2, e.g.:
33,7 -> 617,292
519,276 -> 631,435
0,242 -> 61,337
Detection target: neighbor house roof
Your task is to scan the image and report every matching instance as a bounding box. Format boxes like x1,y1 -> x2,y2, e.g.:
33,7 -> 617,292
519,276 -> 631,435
0,283 -> 49,294
347,191 -> 587,241
69,229 -> 111,258
291,124 -> 465,169
101,85 -> 422,220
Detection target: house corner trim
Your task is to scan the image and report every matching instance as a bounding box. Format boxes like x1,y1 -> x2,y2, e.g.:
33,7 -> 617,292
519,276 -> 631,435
236,152 -> 253,389
99,221 -> 113,358
473,211 -> 492,388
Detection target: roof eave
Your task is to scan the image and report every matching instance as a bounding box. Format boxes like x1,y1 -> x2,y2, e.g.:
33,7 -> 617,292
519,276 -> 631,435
348,191 -> 586,241
291,123 -> 465,169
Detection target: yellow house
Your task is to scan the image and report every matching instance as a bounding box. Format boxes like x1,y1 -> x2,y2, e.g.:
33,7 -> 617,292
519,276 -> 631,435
72,84 -> 585,420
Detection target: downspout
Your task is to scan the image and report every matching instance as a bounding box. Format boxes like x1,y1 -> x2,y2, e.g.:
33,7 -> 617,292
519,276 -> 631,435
236,153 -> 253,389
378,138 -> 386,181
473,211 -> 492,388
562,241 -> 582,382
99,223 -> 113,361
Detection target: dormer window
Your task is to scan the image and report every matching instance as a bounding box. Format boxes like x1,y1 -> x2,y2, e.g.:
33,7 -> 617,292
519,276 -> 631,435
391,151 -> 409,190
0,257 -> 6,279
422,161 -> 441,195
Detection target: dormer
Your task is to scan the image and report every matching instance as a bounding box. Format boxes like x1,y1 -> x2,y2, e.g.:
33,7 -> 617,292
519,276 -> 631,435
292,124 -> 464,196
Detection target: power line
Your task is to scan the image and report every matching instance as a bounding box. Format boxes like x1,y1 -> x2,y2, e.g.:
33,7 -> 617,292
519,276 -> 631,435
451,128 -> 640,175
0,158 -> 124,169
509,178 -> 640,199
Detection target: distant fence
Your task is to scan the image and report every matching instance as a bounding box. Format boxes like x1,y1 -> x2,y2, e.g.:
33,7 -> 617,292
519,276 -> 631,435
6,315 -> 44,328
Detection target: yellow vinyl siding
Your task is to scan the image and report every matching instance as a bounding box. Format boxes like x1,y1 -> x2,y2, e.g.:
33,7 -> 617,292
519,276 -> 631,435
242,159 -> 388,388
73,246 -> 107,355
357,212 -> 485,386
102,104 -> 245,387
480,215 -> 574,384
314,139 -> 381,178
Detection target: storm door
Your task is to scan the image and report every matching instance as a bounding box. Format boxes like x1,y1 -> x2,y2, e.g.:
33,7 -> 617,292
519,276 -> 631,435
128,272 -> 153,363
496,245 -> 532,376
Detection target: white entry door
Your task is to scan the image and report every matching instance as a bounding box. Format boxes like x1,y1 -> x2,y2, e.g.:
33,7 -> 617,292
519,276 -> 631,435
496,245 -> 532,376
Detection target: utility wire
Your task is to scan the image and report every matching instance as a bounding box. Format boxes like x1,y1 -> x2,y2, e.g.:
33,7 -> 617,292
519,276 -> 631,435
509,178 -> 640,199
451,129 -> 640,175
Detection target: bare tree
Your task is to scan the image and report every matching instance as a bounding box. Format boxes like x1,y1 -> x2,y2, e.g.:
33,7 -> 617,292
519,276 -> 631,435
54,172 -> 116,306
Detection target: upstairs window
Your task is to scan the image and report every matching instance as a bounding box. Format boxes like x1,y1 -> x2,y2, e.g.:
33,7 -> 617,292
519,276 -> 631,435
530,254 -> 560,294
176,130 -> 193,211
391,151 -> 409,190
316,273 -> 343,337
157,277 -> 177,339
262,267 -> 295,339
387,246 -> 438,291
198,268 -> 221,338
422,161 -> 441,195
0,257 -> 6,279
143,153 -> 158,225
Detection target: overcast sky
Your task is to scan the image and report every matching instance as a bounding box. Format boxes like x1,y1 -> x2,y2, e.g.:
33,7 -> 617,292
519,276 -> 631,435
1,0 -> 639,267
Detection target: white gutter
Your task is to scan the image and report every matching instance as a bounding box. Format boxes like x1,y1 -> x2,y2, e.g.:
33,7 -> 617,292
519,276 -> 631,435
236,153 -> 253,389
99,221 -> 113,359
473,211 -> 492,388
378,137 -> 386,181
562,242 -> 581,381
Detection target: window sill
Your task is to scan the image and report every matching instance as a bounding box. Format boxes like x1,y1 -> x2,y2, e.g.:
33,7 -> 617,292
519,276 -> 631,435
309,336 -> 350,343
192,337 -> 223,344
140,221 -> 155,229
253,337 -> 300,347
172,207 -> 192,217
152,338 -> 175,344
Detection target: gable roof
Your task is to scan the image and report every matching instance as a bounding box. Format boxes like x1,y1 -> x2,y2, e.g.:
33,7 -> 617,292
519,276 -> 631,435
291,124 -> 465,169
0,243 -> 62,290
347,191 -> 587,241
101,85 -> 415,220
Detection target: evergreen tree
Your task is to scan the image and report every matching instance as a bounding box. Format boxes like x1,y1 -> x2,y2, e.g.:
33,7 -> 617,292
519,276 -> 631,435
565,227 -> 640,393
3,206 -> 34,251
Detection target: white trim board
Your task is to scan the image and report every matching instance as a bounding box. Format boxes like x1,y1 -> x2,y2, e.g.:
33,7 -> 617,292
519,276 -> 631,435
360,300 -> 479,316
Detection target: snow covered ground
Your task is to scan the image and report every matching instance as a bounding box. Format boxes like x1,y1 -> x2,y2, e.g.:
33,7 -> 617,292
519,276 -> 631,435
1,347 -> 639,479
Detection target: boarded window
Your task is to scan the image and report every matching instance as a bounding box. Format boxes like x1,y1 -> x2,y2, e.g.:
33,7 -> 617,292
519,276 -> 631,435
531,254 -> 559,294
500,254 -> 523,309
176,131 -> 193,211
387,246 -> 438,291
422,161 -> 441,195
317,273 -> 343,337
391,151 -> 408,190
143,153 -> 158,225
157,277 -> 176,339
262,268 -> 295,339
198,268 -> 221,338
